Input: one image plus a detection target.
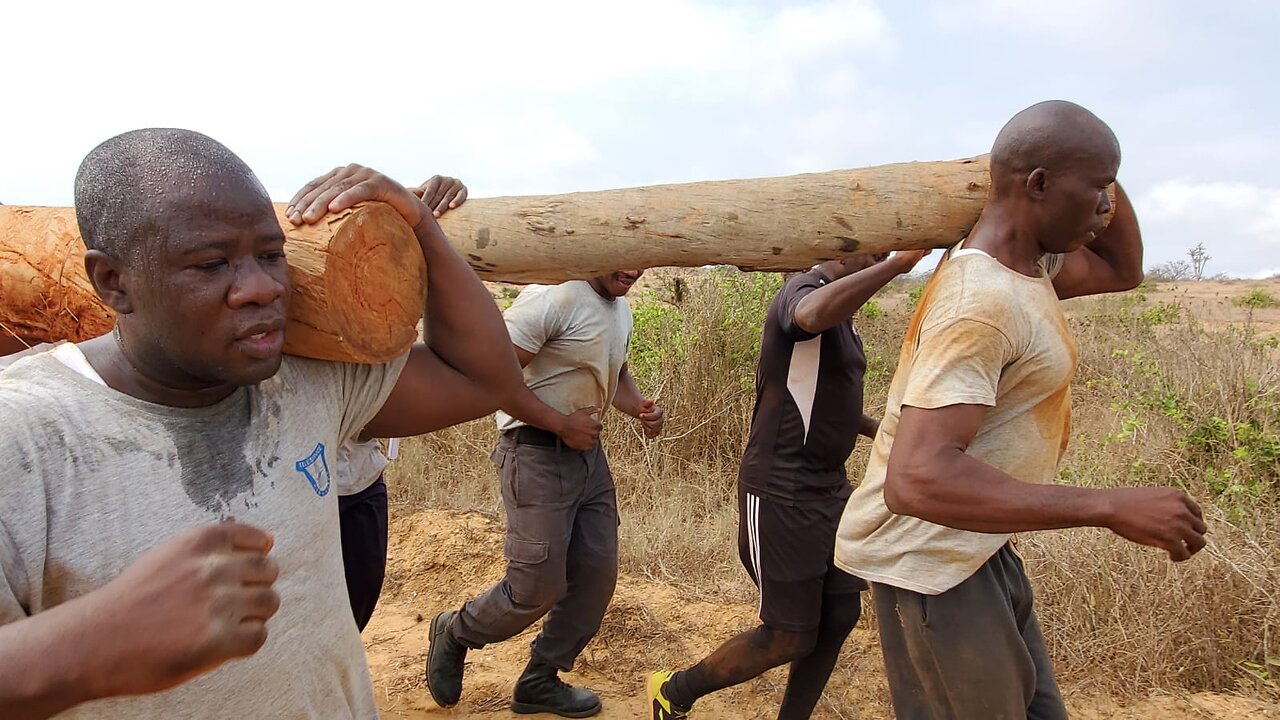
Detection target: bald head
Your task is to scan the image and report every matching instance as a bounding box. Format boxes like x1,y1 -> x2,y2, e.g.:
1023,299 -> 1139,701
74,128 -> 267,264
990,101 -> 1120,198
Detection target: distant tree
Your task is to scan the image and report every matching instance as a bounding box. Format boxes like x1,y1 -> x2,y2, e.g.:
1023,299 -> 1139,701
1188,243 -> 1211,281
1146,259 -> 1192,282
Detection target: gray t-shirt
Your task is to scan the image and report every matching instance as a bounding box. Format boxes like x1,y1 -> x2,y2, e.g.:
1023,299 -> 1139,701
335,438 -> 390,496
0,350 -> 408,718
494,280 -> 633,432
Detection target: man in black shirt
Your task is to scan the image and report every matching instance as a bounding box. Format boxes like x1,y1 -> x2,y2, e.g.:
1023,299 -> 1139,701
648,248 -> 928,720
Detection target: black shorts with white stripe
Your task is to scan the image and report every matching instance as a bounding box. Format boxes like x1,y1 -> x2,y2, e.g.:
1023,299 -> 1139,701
737,483 -> 867,633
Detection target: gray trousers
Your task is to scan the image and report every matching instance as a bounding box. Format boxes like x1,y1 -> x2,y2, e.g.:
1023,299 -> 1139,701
452,434 -> 619,671
872,544 -> 1067,720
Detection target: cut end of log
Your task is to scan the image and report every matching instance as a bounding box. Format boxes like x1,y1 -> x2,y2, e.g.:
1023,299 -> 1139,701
0,206 -> 113,344
279,202 -> 426,363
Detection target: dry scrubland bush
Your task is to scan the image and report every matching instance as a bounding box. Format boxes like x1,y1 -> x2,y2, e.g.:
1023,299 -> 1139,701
387,270 -> 1279,699
1234,288 -> 1280,310
1029,284 -> 1278,696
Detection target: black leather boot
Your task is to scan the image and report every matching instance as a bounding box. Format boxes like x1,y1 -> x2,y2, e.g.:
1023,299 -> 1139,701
425,610 -> 468,707
511,656 -> 602,717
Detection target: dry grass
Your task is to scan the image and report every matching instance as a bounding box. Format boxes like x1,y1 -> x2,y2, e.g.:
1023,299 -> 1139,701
386,270 -> 1280,702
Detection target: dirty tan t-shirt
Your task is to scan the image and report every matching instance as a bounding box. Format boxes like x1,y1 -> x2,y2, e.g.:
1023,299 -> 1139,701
834,247 -> 1072,595
495,280 -> 633,431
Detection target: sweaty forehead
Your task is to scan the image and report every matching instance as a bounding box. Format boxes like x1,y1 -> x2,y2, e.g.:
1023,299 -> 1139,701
113,193 -> 276,281
178,169 -> 268,206
146,171 -> 275,234
77,129 -> 273,246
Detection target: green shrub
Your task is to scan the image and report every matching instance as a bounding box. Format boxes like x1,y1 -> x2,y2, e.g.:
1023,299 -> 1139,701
1234,289 -> 1280,309
1140,300 -> 1182,325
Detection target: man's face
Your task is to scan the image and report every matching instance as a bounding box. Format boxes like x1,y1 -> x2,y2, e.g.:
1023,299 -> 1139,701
124,177 -> 290,387
593,270 -> 644,299
1039,152 -> 1119,254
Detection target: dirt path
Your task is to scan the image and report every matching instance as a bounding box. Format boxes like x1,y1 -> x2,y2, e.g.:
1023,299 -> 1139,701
366,510 -> 1278,719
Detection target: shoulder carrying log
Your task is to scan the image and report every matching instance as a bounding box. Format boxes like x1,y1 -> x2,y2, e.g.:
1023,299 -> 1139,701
0,202 -> 425,364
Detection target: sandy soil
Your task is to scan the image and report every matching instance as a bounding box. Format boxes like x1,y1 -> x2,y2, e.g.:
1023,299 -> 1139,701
1137,279 -> 1280,336
364,510 -> 1278,719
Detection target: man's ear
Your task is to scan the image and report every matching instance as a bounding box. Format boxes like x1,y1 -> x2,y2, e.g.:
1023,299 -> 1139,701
1025,168 -> 1049,199
84,249 -> 134,314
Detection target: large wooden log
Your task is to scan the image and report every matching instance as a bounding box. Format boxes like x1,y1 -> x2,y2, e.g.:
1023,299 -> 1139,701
0,202 -> 425,363
2,154 -> 1008,361
438,155 -> 994,283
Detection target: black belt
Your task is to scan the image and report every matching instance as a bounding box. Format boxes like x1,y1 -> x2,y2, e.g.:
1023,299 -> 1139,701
503,426 -> 561,447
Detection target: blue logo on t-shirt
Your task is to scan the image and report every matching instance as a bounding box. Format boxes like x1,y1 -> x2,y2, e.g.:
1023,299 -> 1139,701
295,443 -> 331,496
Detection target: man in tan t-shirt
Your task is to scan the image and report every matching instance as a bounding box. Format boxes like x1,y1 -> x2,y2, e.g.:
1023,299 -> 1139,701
835,101 -> 1207,719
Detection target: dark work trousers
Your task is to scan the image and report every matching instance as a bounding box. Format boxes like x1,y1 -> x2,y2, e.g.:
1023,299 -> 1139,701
872,544 -> 1067,720
339,475 -> 389,632
451,431 -> 620,671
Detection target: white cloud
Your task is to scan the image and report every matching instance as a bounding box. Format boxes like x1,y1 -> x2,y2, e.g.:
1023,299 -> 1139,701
1141,181 -> 1280,244
935,0 -> 1173,54
1135,180 -> 1280,277
773,1 -> 895,58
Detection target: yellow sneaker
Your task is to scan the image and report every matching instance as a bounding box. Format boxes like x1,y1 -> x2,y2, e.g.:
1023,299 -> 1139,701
646,670 -> 690,719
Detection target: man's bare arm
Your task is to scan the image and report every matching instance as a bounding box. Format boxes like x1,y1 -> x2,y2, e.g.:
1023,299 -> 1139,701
362,209 -> 522,436
611,362 -> 646,419
499,345 -> 601,450
884,403 -> 1207,560
858,413 -> 880,439
0,523 -> 278,719
612,363 -> 664,438
1052,182 -> 1143,300
792,251 -> 927,334
0,604 -> 99,719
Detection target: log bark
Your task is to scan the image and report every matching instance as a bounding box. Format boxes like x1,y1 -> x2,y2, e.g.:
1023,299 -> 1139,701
0,202 -> 425,363
437,155 -> 994,283
4,154 -> 1035,361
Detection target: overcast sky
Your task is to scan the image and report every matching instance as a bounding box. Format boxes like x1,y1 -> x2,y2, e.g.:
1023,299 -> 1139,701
2,1 -> 1276,277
